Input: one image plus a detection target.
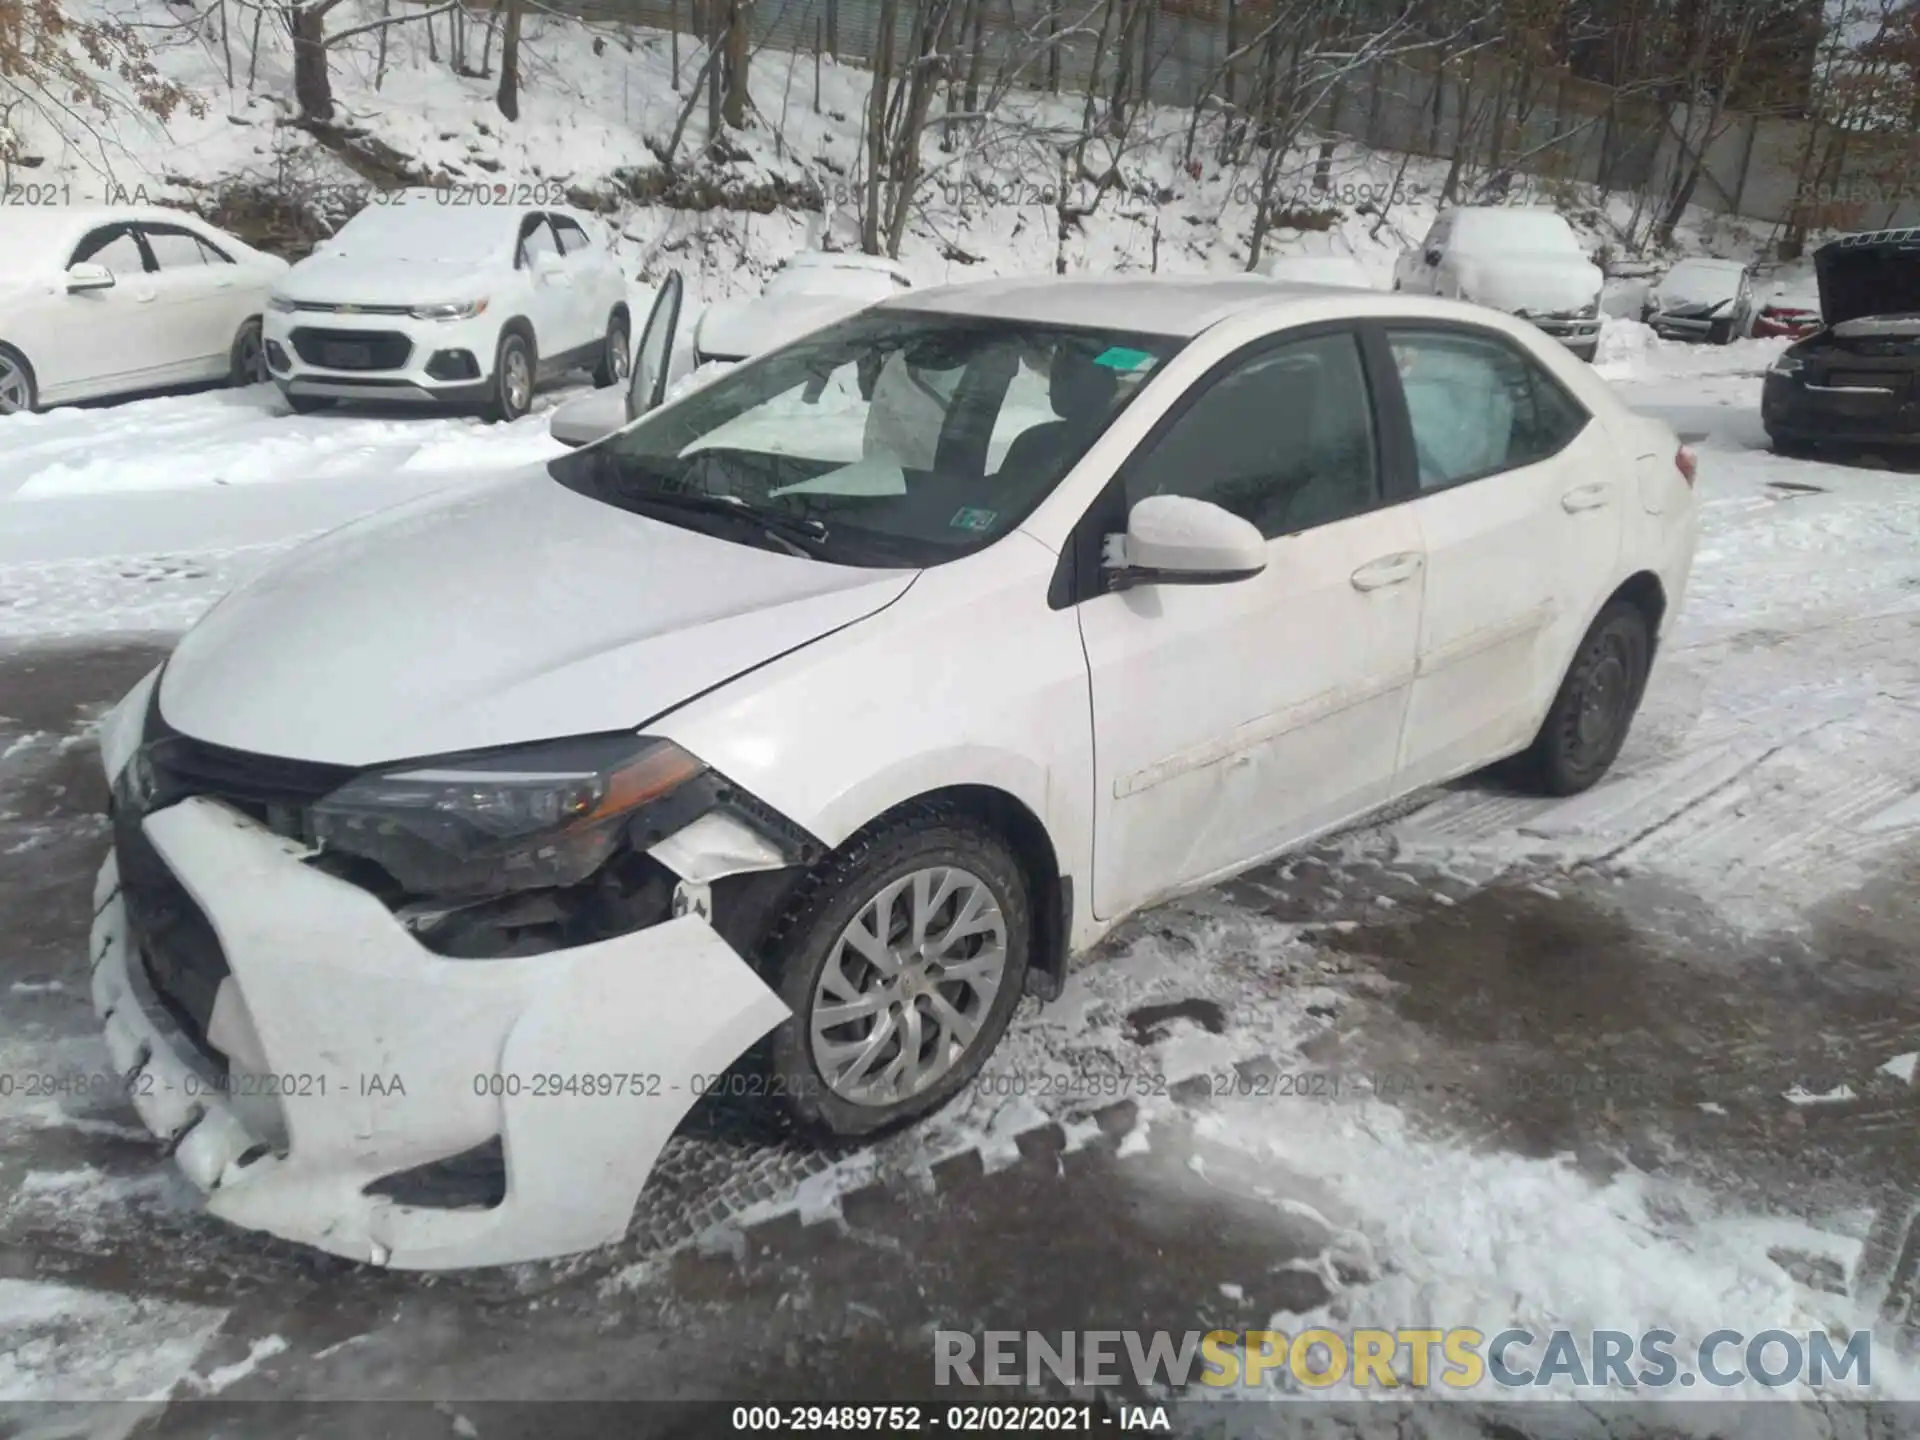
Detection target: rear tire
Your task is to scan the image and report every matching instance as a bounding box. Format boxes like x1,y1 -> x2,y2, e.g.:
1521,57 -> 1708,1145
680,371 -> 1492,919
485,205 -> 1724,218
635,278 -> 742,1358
485,330 -> 535,423
763,808 -> 1031,1139
1512,599 -> 1653,797
592,311 -> 630,389
0,344 -> 38,415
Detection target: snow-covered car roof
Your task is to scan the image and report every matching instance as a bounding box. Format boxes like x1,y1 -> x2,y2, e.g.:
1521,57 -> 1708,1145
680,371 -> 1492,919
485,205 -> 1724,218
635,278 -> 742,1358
318,190 -> 593,265
0,205 -> 247,273
1653,257 -> 1748,305
1444,206 -> 1586,255
692,251 -> 914,359
1258,254 -> 1377,289
695,290 -> 881,361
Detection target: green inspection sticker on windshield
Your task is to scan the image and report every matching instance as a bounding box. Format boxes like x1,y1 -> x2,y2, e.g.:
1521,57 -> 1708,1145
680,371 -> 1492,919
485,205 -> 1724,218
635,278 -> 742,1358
1093,347 -> 1156,371
950,506 -> 998,532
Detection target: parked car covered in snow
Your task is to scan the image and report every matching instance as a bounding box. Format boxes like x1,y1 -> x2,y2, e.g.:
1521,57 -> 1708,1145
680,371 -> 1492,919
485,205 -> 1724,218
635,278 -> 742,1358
550,252 -> 915,448
1258,254 -> 1378,289
1393,206 -> 1605,361
1641,257 -> 1755,343
1762,227 -> 1920,455
264,190 -> 632,422
0,206 -> 288,415
92,275 -> 1697,1270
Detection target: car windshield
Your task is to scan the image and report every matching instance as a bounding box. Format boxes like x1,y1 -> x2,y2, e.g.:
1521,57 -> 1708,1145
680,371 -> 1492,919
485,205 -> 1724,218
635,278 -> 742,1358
548,310 -> 1183,568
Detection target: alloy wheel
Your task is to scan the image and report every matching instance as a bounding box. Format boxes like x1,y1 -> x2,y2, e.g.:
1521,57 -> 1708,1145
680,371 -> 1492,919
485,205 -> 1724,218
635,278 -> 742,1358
236,326 -> 267,384
808,866 -> 1009,1107
0,355 -> 30,415
610,325 -> 630,381
504,347 -> 532,414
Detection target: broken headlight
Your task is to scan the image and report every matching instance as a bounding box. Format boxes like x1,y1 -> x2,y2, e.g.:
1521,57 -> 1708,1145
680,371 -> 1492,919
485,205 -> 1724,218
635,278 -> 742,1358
308,734 -> 706,899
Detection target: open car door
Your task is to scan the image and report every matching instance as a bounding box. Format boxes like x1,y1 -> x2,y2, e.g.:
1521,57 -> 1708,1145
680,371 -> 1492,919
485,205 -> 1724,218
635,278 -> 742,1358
628,269 -> 684,422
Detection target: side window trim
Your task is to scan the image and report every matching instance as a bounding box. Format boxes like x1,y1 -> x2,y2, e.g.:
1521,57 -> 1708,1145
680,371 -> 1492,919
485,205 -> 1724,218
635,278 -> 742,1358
71,222 -> 151,272
550,215 -> 592,255
516,212 -> 558,268
1377,321 -> 1593,496
136,223 -> 217,268
1049,320 -> 1395,611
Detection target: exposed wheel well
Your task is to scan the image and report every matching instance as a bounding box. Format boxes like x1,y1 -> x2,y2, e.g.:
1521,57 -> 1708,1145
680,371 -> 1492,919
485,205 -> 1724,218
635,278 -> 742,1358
1609,570 -> 1667,647
873,784 -> 1069,1002
496,317 -> 536,359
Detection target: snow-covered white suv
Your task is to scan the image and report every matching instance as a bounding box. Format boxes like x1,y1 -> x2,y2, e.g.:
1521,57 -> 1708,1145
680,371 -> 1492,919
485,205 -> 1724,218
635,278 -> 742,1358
1394,207 -> 1605,361
263,191 -> 631,421
92,276 -> 1697,1270
0,206 -> 288,414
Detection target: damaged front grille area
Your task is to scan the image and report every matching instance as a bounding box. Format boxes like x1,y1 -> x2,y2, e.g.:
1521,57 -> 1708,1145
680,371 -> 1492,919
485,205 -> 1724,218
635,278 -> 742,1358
363,1137 -> 507,1211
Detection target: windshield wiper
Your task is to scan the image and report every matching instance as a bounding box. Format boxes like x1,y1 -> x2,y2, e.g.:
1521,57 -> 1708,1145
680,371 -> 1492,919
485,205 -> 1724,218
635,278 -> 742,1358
628,490 -> 832,559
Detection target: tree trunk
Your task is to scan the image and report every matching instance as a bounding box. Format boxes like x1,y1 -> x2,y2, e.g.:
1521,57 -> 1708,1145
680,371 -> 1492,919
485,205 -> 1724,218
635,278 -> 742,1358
722,0 -> 749,128
861,0 -> 898,253
292,4 -> 334,123
496,0 -> 524,120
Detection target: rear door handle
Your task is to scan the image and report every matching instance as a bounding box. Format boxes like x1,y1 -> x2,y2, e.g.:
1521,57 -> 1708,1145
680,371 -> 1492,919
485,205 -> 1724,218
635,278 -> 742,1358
1351,551 -> 1424,591
1561,483 -> 1611,512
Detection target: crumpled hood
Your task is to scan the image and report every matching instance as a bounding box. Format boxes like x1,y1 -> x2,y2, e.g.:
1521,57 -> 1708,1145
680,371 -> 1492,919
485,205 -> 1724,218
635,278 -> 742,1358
1814,230 -> 1920,327
1457,254 -> 1603,316
274,253 -> 496,308
158,468 -> 915,767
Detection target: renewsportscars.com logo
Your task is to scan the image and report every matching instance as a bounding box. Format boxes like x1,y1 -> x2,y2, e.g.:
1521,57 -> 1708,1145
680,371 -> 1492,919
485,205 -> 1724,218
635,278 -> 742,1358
934,1327 -> 1874,1391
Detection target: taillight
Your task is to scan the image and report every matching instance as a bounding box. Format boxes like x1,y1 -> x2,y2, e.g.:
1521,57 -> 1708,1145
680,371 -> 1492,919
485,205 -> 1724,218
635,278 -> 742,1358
1675,445 -> 1698,486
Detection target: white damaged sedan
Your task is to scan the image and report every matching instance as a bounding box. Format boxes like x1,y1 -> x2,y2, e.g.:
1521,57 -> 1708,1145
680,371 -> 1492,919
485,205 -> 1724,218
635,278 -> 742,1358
92,275 -> 1699,1269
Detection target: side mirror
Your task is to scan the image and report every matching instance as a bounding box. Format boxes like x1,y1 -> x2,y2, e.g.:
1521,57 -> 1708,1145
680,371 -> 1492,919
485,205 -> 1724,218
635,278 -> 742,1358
66,262 -> 115,293
548,388 -> 627,448
1103,495 -> 1266,591
1424,248 -> 1443,267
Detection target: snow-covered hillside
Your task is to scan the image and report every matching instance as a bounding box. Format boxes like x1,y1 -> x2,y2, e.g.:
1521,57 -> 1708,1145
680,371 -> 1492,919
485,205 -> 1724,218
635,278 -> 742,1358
9,0 -> 1811,313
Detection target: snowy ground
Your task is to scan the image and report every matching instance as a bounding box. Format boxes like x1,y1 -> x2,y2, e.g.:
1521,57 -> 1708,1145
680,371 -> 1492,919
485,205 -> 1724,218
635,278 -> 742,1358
3,326 -> 1920,1433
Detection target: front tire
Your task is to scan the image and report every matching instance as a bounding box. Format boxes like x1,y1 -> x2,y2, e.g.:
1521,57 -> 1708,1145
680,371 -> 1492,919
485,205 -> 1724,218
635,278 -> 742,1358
485,330 -> 535,423
765,809 -> 1031,1138
1513,599 -> 1653,797
593,311 -> 630,389
1707,317 -> 1734,345
0,344 -> 38,415
229,318 -> 268,386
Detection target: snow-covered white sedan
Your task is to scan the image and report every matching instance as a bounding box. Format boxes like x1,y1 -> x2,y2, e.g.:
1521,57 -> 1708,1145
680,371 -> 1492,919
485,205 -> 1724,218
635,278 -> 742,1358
92,276 -> 1698,1269
264,191 -> 631,421
0,206 -> 288,414
1394,206 -> 1605,360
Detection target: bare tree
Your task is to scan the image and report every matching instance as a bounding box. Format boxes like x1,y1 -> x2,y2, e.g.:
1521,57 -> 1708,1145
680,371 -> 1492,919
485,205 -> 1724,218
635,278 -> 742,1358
497,0 -> 524,117
0,0 -> 203,176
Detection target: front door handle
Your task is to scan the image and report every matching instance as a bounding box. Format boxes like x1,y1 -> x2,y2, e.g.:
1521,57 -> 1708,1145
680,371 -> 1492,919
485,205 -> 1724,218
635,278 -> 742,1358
1561,483 -> 1611,512
1351,551 -> 1424,591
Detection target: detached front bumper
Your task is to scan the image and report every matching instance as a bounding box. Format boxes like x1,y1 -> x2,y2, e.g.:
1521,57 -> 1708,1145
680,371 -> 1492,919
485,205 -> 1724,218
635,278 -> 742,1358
91,796 -> 789,1270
